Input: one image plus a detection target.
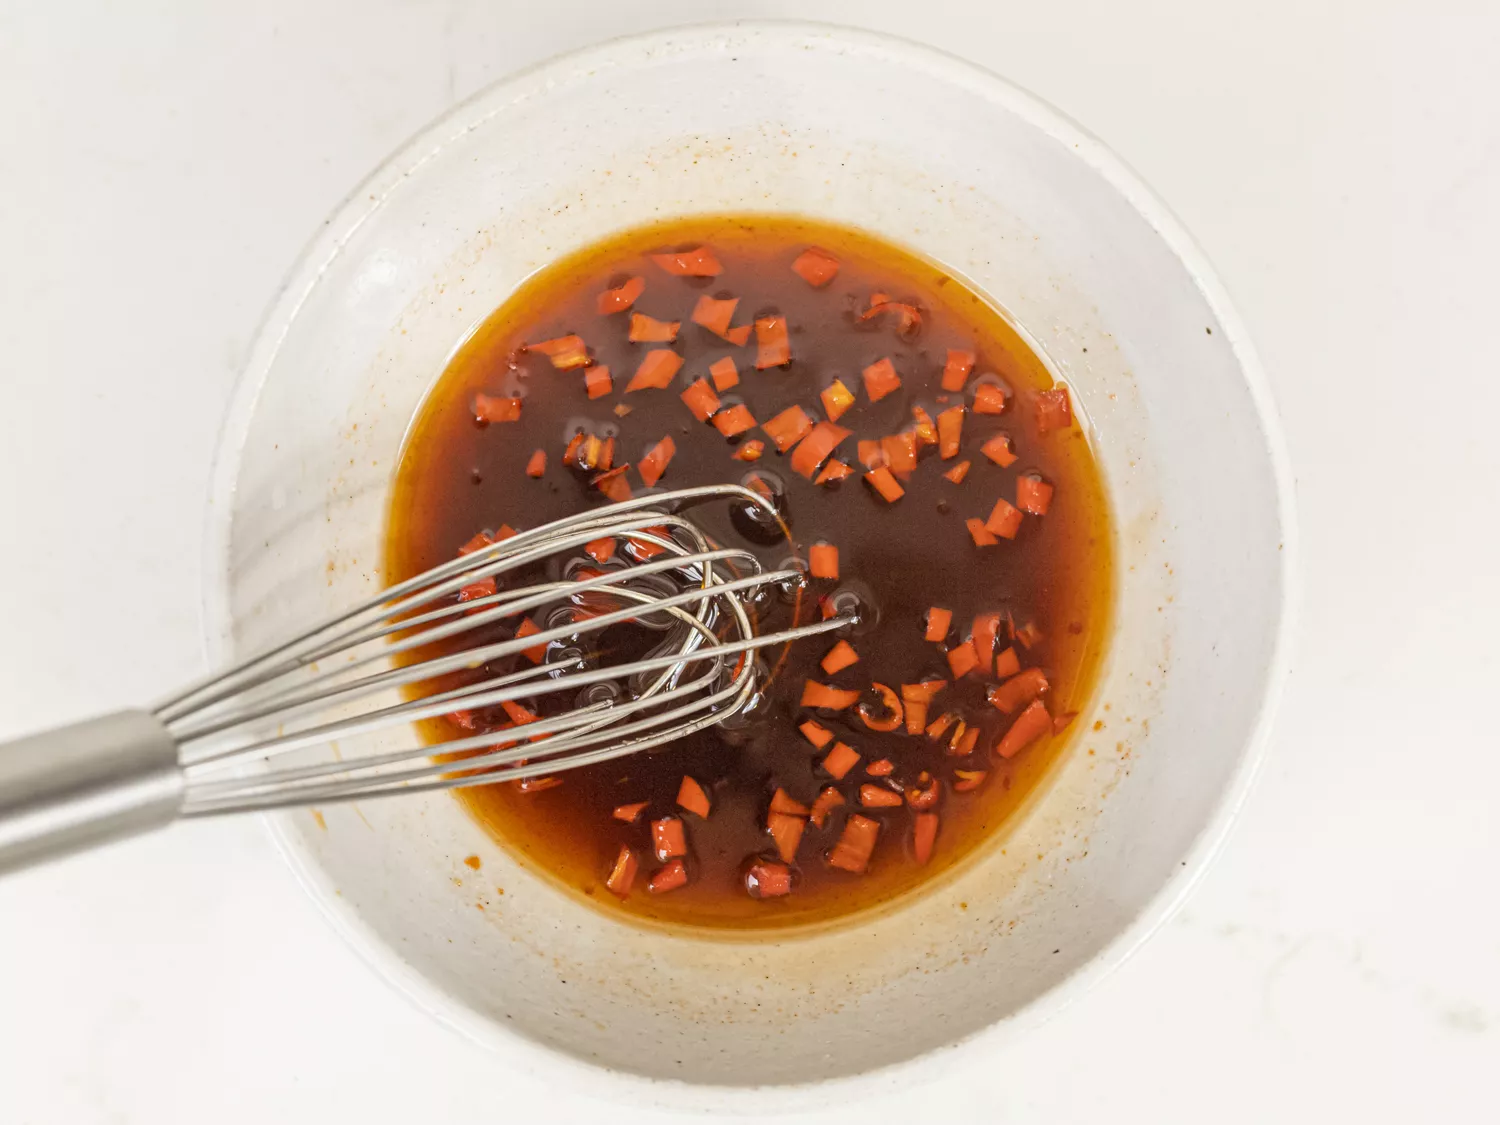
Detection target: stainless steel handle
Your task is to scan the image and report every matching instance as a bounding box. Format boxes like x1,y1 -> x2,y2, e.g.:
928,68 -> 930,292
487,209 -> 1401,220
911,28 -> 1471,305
0,710 -> 183,874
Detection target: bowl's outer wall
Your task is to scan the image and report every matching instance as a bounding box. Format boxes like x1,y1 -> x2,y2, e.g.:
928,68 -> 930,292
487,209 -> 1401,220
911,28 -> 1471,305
208,25 -> 1288,1091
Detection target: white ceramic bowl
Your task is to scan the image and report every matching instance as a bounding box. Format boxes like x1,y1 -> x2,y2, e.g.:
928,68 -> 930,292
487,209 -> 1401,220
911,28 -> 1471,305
204,21 -> 1294,1109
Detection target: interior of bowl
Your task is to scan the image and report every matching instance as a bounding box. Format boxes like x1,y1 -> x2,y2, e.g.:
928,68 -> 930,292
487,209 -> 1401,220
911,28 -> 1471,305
206,24 -> 1289,1090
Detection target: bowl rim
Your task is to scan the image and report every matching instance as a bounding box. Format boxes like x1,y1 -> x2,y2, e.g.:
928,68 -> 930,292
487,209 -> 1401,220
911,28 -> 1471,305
201,17 -> 1298,1111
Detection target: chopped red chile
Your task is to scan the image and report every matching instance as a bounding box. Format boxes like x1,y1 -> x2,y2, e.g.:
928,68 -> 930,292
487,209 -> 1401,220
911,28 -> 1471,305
679,378 -> 721,422
808,542 -> 839,579
677,775 -> 712,818
754,315 -> 791,369
820,639 -> 858,675
973,384 -> 1007,414
605,846 -> 639,897
864,466 -> 905,503
613,801 -> 649,823
996,698 -> 1052,759
857,682 -> 904,732
584,366 -> 613,399
809,787 -> 845,828
1016,474 -> 1054,515
981,433 -> 1017,468
988,667 -> 1049,714
820,378 -> 856,422
597,276 -> 645,315
526,334 -> 590,370
799,719 -> 834,749
984,497 -> 1024,539
789,421 -> 850,479
766,813 -> 804,864
691,295 -> 741,341
648,858 -> 689,893
474,394 -> 522,423
993,645 -> 1021,680
911,812 -> 940,865
629,313 -> 680,343
828,814 -> 880,873
1036,385 -> 1073,433
814,458 -> 852,484
711,403 -> 757,437
652,817 -> 687,861
627,349 -> 683,391
745,858 -> 794,897
652,246 -> 723,276
861,357 -> 902,402
791,247 -> 840,288
762,405 -> 814,452
821,741 -> 861,780
709,356 -> 740,391
638,436 -> 676,488
802,681 -> 860,711
941,349 -> 975,392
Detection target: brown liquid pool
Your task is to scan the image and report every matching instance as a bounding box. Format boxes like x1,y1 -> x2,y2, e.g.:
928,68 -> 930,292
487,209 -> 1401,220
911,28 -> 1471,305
386,215 -> 1113,930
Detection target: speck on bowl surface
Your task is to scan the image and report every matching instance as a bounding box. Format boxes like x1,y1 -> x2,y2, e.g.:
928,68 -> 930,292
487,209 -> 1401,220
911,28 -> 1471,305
203,20 -> 1294,1111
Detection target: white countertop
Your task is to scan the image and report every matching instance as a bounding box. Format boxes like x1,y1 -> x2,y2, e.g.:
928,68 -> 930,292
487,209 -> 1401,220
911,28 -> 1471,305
2,2 -> 1495,1121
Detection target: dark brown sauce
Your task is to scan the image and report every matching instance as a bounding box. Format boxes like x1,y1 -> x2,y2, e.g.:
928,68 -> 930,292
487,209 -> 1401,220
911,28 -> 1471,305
386,215 -> 1112,931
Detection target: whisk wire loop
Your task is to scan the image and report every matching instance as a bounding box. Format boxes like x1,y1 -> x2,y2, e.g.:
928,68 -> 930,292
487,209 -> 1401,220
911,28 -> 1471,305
154,485 -> 854,816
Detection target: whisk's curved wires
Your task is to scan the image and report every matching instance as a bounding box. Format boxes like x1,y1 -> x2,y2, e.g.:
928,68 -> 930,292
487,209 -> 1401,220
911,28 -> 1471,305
164,503 -> 733,743
184,583 -> 859,816
181,600 -> 763,814
177,583 -> 834,816
162,484 -> 856,817
168,538 -> 755,747
154,485 -> 766,721
172,522 -> 735,776
179,555 -> 754,775
180,585 -> 733,813
158,512 -> 713,728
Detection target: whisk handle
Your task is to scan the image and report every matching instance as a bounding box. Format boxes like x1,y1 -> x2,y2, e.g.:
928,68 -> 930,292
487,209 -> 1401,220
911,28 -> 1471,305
0,710 -> 183,875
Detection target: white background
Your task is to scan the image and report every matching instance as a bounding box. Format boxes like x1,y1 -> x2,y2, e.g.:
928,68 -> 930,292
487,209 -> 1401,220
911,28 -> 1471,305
1,2 -> 1495,1121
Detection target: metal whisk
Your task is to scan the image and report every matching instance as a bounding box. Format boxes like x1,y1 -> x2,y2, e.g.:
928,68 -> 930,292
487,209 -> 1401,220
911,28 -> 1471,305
0,484 -> 855,875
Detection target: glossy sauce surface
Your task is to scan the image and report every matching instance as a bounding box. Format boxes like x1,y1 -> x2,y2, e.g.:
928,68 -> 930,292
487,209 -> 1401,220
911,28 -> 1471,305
386,216 -> 1112,930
